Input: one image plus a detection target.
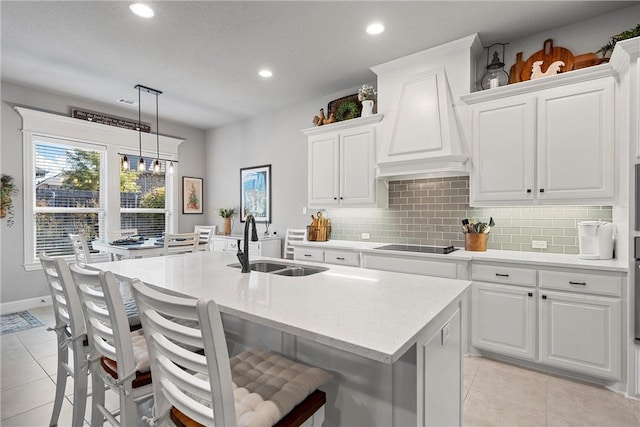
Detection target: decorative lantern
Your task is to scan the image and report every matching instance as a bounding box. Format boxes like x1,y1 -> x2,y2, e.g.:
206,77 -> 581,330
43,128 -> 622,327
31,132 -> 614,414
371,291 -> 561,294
481,43 -> 509,90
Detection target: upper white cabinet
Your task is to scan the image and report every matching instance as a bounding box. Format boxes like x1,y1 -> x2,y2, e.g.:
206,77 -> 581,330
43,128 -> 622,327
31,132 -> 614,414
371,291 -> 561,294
302,114 -> 387,208
463,68 -> 616,206
371,34 -> 482,179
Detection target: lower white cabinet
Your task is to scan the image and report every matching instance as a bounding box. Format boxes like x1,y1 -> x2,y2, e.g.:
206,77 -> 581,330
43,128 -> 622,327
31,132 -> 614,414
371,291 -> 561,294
212,236 -> 281,258
471,282 -> 536,360
361,252 -> 465,279
470,262 -> 624,380
538,290 -> 621,380
293,247 -> 325,263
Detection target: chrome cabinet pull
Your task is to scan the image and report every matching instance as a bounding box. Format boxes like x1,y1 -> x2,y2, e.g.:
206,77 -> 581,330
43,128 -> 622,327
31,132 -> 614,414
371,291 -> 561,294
569,281 -> 586,286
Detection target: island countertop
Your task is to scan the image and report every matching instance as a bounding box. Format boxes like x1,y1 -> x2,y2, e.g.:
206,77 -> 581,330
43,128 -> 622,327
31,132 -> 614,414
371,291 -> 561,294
91,251 -> 470,364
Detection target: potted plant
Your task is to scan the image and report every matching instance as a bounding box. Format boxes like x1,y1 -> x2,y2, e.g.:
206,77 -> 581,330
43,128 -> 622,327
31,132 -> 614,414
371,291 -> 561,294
597,24 -> 640,58
357,84 -> 377,117
1,174 -> 18,227
218,208 -> 235,235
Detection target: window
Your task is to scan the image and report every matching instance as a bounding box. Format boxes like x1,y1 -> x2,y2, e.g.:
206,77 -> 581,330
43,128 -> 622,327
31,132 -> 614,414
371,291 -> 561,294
120,154 -> 167,238
34,137 -> 105,256
18,107 -> 182,270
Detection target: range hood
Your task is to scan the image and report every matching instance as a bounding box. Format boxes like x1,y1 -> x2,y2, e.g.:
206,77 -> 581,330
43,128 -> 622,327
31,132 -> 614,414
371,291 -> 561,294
371,34 -> 481,180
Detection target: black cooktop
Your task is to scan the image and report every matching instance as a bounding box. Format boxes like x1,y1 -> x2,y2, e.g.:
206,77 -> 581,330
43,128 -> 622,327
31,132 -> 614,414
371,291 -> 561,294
374,244 -> 458,254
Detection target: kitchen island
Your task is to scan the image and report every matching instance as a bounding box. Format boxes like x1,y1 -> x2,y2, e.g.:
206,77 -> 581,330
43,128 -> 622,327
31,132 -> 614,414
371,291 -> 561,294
92,251 -> 471,426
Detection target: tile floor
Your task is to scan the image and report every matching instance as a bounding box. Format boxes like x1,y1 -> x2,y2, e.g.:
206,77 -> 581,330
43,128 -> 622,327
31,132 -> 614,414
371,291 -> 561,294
1,307 -> 639,426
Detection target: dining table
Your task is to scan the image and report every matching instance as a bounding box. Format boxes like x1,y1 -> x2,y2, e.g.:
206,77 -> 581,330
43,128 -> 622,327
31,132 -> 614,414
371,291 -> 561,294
91,237 -> 165,260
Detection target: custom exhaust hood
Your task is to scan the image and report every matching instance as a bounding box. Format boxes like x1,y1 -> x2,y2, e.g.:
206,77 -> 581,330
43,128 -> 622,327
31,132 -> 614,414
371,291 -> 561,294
371,34 -> 482,180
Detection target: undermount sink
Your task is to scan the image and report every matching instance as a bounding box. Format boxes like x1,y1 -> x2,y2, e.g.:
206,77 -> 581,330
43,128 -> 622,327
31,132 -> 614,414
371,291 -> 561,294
228,261 -> 327,276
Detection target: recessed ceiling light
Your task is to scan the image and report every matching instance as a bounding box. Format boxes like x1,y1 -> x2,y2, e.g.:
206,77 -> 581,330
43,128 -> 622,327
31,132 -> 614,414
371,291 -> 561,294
130,3 -> 154,18
366,23 -> 385,35
259,69 -> 273,78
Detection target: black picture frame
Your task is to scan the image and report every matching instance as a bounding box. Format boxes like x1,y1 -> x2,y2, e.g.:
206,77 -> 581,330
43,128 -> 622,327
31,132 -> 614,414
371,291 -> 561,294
182,176 -> 203,214
239,164 -> 271,223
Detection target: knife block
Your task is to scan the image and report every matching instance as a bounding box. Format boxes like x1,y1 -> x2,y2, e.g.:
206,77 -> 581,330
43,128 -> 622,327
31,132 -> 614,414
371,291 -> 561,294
465,233 -> 487,252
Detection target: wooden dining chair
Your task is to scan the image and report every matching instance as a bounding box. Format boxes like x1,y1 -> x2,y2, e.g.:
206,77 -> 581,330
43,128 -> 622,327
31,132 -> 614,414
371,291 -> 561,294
131,280 -> 331,427
69,233 -> 110,266
194,225 -> 217,251
69,264 -> 152,427
40,252 -> 89,427
284,228 -> 306,259
163,232 -> 199,255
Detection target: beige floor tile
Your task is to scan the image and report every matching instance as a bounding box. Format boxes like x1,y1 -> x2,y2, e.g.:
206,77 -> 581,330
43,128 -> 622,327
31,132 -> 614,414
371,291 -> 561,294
0,335 -> 24,353
0,377 -> 56,420
37,353 -> 59,376
15,325 -> 57,346
0,346 -> 35,367
0,357 -> 48,390
23,338 -> 58,359
464,387 -> 547,427
464,356 -> 482,389
471,358 -> 548,412
547,375 -> 639,427
0,397 -> 75,426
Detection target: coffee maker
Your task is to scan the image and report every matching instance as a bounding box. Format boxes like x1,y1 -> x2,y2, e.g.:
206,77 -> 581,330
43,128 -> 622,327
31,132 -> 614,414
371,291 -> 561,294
577,221 -> 614,260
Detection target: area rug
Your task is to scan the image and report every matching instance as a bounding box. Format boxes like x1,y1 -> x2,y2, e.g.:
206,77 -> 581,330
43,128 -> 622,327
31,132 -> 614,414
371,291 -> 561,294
0,311 -> 44,335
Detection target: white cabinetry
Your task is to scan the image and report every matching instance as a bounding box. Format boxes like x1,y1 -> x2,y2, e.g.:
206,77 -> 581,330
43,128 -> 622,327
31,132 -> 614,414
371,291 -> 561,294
538,270 -> 621,380
294,247 -> 360,267
211,236 -> 281,258
470,262 -> 624,380
361,252 -> 466,279
471,263 -> 537,360
464,71 -> 615,205
303,114 -> 386,208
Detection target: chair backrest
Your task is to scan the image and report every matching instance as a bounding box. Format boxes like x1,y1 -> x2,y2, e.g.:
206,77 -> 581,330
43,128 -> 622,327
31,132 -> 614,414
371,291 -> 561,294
39,252 -> 86,342
284,228 -> 306,259
69,233 -> 93,267
131,281 -> 235,426
163,232 -> 199,255
69,264 -> 142,386
194,225 -> 217,251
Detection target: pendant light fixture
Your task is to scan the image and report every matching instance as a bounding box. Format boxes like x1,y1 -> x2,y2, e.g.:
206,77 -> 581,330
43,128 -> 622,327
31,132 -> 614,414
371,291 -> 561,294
136,85 -> 145,172
133,84 -> 163,173
122,155 -> 129,170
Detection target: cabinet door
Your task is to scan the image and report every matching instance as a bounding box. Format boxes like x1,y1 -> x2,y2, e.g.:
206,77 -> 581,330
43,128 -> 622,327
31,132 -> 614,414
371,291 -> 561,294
470,96 -> 535,204
536,79 -> 614,201
340,126 -> 376,205
538,290 -> 620,379
308,133 -> 340,206
471,282 -> 536,360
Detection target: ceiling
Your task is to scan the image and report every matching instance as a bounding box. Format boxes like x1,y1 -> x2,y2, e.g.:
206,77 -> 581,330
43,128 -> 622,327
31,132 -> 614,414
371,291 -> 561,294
1,1 -> 635,130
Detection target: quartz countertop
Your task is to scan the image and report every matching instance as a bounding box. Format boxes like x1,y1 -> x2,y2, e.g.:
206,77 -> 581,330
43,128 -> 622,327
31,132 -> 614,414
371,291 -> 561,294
91,251 -> 470,363
214,234 -> 282,241
291,240 -> 628,272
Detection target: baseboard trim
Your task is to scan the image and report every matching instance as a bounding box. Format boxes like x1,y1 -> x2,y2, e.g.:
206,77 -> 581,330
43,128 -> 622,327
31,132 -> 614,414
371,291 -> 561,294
1,296 -> 52,313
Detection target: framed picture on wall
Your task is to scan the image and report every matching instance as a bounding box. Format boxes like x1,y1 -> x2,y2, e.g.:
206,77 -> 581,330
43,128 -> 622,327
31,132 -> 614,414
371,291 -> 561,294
182,176 -> 203,214
240,164 -> 271,223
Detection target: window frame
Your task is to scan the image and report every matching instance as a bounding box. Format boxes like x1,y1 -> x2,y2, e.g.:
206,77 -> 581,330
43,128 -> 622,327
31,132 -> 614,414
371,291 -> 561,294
18,107 -> 182,271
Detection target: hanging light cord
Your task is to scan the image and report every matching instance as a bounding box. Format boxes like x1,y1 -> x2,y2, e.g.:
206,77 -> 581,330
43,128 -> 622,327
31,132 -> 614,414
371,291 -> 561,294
138,86 -> 142,157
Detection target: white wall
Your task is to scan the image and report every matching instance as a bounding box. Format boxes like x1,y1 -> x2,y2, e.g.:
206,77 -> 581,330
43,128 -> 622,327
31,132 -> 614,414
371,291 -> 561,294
0,81 -> 206,304
204,85 -> 371,236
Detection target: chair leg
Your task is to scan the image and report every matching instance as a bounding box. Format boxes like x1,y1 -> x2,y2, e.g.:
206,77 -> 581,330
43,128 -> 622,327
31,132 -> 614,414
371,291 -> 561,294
49,336 -> 69,427
70,343 -> 88,427
119,388 -> 138,427
90,371 -> 105,427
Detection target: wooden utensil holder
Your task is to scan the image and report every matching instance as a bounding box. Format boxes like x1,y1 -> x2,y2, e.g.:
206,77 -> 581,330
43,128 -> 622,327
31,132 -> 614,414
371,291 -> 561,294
465,233 -> 487,252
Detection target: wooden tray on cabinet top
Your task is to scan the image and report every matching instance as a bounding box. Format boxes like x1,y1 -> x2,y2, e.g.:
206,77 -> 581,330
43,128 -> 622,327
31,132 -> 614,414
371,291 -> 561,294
521,39 -> 574,81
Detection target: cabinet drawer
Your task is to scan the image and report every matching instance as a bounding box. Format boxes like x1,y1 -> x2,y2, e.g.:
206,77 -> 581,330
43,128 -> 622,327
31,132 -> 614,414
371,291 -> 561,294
293,247 -> 324,263
472,264 -> 537,287
538,270 -> 621,297
325,250 -> 360,267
